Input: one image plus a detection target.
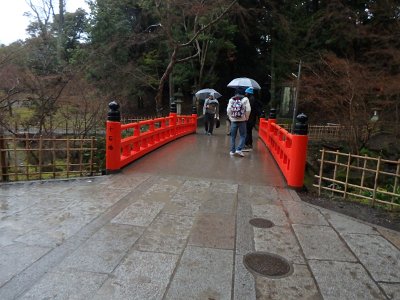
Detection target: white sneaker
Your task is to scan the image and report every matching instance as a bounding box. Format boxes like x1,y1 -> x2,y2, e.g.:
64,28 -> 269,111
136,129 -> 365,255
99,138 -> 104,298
229,151 -> 235,156
235,150 -> 244,157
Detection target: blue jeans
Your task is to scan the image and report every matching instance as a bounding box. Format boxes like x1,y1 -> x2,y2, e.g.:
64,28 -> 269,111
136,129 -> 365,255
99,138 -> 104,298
230,121 -> 247,152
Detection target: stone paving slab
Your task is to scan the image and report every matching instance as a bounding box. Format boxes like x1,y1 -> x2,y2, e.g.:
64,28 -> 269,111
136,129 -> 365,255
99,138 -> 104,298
255,263 -> 322,299
165,246 -> 233,300
0,243 -> 51,287
111,199 -> 165,227
198,192 -> 236,215
97,173 -> 150,190
293,224 -> 357,261
308,260 -> 387,300
248,185 -> 280,205
380,283 -> 400,300
20,270 -> 108,300
283,201 -> 329,225
251,203 -> 290,226
58,224 -> 144,273
254,226 -> 306,264
188,213 -> 235,249
210,182 -> 238,194
134,213 -> 194,254
236,184 -> 255,256
323,209 -> 380,235
342,233 -> 400,282
276,187 -> 294,201
94,250 -> 178,300
179,179 -> 211,193
234,254 -> 256,300
1,195 -> 38,217
163,196 -> 202,216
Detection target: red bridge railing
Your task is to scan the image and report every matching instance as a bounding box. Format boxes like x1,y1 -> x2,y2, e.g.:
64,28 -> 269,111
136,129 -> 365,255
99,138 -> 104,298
106,101 -> 197,172
258,109 -> 308,188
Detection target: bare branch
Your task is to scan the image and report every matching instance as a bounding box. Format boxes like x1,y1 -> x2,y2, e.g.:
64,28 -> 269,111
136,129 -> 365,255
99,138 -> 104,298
181,0 -> 237,47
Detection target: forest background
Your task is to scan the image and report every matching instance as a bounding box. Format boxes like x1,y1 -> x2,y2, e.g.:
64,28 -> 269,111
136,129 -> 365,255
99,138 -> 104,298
0,0 -> 399,158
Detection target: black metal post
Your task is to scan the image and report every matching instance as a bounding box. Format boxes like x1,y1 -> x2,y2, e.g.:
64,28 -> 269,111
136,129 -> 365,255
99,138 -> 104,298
170,102 -> 177,113
293,113 -> 308,135
108,101 -> 121,122
269,108 -> 277,119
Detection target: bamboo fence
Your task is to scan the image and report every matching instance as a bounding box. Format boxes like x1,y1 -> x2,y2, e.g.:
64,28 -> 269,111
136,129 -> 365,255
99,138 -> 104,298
277,124 -> 355,141
0,135 -> 99,182
314,149 -> 400,209
280,122 -> 398,141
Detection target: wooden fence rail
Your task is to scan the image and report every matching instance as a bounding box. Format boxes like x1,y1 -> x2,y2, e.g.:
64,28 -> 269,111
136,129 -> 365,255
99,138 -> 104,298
0,135 -> 100,182
314,149 -> 400,209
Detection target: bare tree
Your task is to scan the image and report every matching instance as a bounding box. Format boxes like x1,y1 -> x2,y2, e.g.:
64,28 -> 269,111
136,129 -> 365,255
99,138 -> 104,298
301,52 -> 399,154
152,0 -> 238,114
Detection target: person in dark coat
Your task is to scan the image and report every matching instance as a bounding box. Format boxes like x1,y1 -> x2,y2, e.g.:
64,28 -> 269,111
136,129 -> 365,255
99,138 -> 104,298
243,87 -> 262,151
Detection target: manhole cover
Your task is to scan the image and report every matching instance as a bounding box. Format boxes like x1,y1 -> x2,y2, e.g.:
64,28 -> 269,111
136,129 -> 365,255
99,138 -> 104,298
249,218 -> 274,228
243,252 -> 293,278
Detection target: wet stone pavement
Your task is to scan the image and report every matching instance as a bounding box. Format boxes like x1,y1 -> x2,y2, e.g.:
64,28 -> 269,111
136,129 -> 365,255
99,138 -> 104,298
1,132 -> 400,300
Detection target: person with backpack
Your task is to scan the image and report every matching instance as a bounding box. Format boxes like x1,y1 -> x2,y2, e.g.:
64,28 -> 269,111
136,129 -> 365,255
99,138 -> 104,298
225,88 -> 244,135
203,93 -> 220,135
227,87 -> 251,157
243,87 -> 262,151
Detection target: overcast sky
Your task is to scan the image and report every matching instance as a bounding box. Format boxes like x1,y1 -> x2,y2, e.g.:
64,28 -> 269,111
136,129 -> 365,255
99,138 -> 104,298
0,0 -> 90,45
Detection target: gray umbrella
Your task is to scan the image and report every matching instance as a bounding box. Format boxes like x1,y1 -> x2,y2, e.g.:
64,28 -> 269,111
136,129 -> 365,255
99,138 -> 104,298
227,77 -> 261,90
195,88 -> 222,100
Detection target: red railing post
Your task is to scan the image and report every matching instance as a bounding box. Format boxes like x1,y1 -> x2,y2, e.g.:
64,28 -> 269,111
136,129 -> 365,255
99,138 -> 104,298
287,113 -> 308,187
106,101 -> 121,172
258,109 -> 308,188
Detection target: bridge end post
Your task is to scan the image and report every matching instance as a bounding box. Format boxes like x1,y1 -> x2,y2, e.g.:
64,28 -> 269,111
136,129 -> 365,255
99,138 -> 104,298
169,102 -> 177,135
106,101 -> 122,173
191,105 -> 198,133
288,113 -> 309,188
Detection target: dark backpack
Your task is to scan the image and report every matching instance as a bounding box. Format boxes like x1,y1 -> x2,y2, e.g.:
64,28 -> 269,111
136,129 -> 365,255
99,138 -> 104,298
205,99 -> 218,114
231,97 -> 245,118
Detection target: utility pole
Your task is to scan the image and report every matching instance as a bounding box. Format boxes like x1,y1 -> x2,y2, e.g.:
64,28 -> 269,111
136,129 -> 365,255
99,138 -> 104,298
57,0 -> 65,64
291,60 -> 302,132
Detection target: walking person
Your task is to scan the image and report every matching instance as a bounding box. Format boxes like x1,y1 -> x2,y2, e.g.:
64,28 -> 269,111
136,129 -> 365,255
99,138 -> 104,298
243,87 -> 262,151
227,88 -> 251,157
225,88 -> 245,135
203,93 -> 219,135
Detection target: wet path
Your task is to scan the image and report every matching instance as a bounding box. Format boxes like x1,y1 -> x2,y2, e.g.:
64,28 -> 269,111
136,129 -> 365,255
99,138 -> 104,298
1,126 -> 400,299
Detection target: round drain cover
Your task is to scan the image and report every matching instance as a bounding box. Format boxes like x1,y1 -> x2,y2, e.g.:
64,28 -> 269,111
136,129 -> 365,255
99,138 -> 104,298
243,252 -> 293,278
249,218 -> 274,228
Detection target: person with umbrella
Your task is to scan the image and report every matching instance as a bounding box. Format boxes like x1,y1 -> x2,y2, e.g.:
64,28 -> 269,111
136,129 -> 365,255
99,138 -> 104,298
203,92 -> 220,135
227,88 -> 251,157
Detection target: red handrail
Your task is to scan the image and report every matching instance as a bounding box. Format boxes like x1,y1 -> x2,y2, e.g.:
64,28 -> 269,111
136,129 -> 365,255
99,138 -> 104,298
106,112 -> 197,171
259,118 -> 308,188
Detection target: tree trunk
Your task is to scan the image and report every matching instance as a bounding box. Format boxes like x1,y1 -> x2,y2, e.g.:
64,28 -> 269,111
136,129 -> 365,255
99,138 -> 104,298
155,46 -> 179,115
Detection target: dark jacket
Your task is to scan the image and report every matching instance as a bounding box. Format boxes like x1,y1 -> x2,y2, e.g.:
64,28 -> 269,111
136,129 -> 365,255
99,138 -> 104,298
248,96 -> 262,123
